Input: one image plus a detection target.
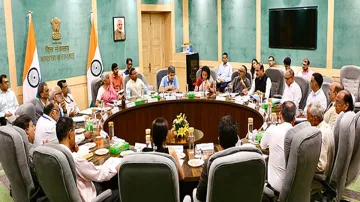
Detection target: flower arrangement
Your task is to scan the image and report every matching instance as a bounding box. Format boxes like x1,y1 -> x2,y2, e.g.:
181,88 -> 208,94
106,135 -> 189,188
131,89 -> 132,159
172,113 -> 189,138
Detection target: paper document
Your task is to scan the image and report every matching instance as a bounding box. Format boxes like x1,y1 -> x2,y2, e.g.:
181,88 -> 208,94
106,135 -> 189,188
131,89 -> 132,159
72,115 -> 85,123
103,157 -> 122,170
196,143 -> 214,151
167,145 -> 184,153
134,143 -> 147,150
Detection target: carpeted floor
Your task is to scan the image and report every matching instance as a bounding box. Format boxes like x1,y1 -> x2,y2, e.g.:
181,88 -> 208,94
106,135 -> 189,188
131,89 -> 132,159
1,163 -> 360,201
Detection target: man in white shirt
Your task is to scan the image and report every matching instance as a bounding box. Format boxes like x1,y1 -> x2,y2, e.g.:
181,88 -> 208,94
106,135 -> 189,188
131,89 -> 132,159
297,58 -> 313,82
126,68 -> 148,98
34,101 -> 60,147
56,117 -> 120,202
268,56 -> 275,68
57,80 -> 80,117
0,74 -> 19,125
324,82 -> 344,128
246,63 -> 272,99
216,52 -> 232,92
260,101 -> 296,193
281,69 -> 302,108
306,102 -> 334,176
304,73 -> 327,114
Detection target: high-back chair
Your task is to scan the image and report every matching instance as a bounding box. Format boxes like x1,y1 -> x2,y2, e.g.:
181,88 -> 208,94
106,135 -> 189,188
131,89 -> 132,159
346,111 -> 360,185
265,68 -> 285,97
328,111 -> 356,201
284,121 -> 311,165
91,77 -> 102,106
322,82 -> 331,106
118,152 -> 191,202
15,102 -> 37,125
0,125 -> 35,202
340,65 -> 360,110
156,68 -> 168,90
279,126 -> 322,202
323,76 -> 334,84
193,146 -> 266,202
294,76 -> 310,109
33,144 -> 111,202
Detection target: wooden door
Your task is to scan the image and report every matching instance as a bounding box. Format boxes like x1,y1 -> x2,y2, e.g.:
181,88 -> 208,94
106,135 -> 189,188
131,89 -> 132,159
142,13 -> 165,86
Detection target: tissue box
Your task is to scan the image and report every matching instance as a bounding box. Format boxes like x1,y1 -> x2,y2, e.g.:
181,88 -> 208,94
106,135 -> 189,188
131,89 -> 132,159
135,99 -> 146,106
109,142 -> 130,155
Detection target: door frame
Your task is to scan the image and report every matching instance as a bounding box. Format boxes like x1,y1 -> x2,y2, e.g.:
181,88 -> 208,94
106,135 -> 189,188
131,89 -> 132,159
137,2 -> 175,75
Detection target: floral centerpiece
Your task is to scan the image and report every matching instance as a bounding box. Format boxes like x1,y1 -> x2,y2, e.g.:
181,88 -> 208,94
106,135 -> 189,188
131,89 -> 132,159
172,113 -> 189,138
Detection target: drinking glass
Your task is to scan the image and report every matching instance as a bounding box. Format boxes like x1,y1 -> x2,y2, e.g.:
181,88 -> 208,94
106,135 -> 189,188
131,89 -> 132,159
195,146 -> 202,159
227,83 -> 233,95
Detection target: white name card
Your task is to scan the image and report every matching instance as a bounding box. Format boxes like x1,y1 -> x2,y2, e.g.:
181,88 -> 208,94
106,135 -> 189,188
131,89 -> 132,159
111,107 -> 120,114
259,108 -> 265,116
127,102 -> 135,108
248,103 -> 256,109
165,96 -> 177,100
148,98 -> 158,103
216,96 -> 226,101
235,100 -> 244,105
102,113 -> 108,121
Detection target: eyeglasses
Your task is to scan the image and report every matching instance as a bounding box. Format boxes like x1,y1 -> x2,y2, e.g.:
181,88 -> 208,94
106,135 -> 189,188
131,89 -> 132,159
55,92 -> 62,96
285,77 -> 292,80
52,108 -> 60,113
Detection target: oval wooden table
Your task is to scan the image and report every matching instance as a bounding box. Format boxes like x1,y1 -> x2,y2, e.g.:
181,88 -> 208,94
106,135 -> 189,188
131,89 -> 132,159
103,98 -> 264,145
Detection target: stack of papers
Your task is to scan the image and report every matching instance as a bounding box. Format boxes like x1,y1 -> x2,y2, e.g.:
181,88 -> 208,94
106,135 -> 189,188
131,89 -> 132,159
167,145 -> 184,153
134,143 -> 147,150
103,157 -> 122,170
72,115 -> 86,123
196,143 -> 214,151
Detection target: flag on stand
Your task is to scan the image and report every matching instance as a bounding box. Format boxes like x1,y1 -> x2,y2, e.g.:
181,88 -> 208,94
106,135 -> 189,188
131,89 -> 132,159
23,11 -> 41,103
86,12 -> 103,105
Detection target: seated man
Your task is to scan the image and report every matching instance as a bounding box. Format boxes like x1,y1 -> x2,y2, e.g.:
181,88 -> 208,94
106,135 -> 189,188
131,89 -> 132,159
297,58 -> 313,82
260,101 -> 296,193
159,66 -> 180,93
324,82 -> 344,127
126,68 -> 148,98
281,69 -> 302,109
109,63 -> 124,92
0,74 -> 19,125
304,73 -> 327,114
230,65 -> 250,94
34,101 -> 60,147
57,117 -> 120,201
247,63 -> 272,99
307,102 -> 334,176
216,52 -> 232,92
123,58 -> 133,76
196,115 -> 239,201
50,86 -> 69,117
57,80 -> 80,117
268,56 -> 275,68
334,89 -> 355,114
13,115 -> 45,198
283,57 -> 292,71
33,82 -> 50,122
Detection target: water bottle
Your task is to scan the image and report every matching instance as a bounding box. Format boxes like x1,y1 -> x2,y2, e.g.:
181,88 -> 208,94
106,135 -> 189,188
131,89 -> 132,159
188,127 -> 195,154
108,122 -> 114,140
247,118 -> 254,141
145,129 -> 151,148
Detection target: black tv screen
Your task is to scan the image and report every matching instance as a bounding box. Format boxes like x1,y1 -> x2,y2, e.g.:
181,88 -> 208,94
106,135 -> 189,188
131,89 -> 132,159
269,7 -> 318,50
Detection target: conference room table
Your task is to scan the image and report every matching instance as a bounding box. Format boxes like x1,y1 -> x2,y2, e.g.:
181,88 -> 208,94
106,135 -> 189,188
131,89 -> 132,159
102,96 -> 264,145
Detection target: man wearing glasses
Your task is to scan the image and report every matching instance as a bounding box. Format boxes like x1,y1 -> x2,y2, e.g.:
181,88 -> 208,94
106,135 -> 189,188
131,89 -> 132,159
281,69 -> 302,109
334,89 -> 355,114
34,102 -> 60,147
57,80 -> 79,117
230,65 -> 251,94
50,86 -> 71,117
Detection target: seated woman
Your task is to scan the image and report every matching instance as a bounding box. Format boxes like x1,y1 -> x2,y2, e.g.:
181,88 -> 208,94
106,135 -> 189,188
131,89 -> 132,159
143,117 -> 185,180
96,72 -> 122,107
194,66 -> 215,93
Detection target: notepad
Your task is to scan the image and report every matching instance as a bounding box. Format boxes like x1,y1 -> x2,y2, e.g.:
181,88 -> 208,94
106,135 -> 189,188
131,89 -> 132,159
72,115 -> 86,123
196,143 -> 214,151
167,145 -> 184,153
103,157 -> 122,170
134,143 -> 147,150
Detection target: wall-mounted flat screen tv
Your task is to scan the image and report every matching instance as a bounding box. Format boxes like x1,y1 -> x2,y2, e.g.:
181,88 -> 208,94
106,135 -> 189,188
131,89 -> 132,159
269,7 -> 318,50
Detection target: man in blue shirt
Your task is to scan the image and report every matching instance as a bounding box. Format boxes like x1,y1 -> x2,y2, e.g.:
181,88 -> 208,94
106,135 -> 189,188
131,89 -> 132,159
216,52 -> 232,92
159,66 -> 180,93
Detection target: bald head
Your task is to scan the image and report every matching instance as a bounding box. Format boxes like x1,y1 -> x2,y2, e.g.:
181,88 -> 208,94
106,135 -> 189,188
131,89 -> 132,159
285,69 -> 295,87
329,81 -> 344,102
50,86 -> 63,103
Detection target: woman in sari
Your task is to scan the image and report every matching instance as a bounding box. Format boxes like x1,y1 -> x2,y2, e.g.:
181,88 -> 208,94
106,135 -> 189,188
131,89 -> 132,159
95,72 -> 122,107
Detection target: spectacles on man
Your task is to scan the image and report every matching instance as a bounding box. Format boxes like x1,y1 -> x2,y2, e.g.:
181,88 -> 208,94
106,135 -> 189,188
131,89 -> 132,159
52,108 -> 60,113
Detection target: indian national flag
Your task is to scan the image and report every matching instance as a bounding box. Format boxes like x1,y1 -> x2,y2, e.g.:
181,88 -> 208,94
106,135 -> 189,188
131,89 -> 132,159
23,12 -> 41,103
86,13 -> 103,105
